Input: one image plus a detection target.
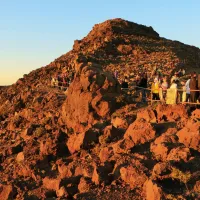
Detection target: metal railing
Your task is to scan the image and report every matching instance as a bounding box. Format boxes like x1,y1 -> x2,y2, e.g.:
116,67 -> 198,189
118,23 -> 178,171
122,86 -> 200,105
52,80 -> 200,106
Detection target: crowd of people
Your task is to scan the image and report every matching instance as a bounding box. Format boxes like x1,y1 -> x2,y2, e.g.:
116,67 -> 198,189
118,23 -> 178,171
51,71 -> 75,91
51,66 -> 200,105
118,67 -> 200,104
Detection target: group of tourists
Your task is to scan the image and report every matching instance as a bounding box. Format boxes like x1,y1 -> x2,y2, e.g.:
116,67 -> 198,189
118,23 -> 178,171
51,71 -> 75,90
151,70 -> 199,103
119,67 -> 200,104
51,65 -> 199,105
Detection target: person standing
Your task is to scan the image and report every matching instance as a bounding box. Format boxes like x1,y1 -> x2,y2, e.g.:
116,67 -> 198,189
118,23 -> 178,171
138,73 -> 148,102
185,78 -> 190,102
121,76 -> 129,89
189,73 -> 197,103
171,73 -> 178,84
182,68 -> 186,76
170,80 -> 178,89
161,76 -> 168,100
114,70 -> 118,79
151,78 -> 160,100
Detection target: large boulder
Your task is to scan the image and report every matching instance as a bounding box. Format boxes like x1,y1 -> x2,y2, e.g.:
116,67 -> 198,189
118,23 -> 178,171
137,108 -> 156,123
124,118 -> 156,146
156,104 -> 188,122
143,179 -> 163,200
177,120 -> 200,152
120,165 -> 147,189
191,109 -> 200,120
150,128 -> 178,161
67,128 -> 99,154
78,177 -> 90,193
152,162 -> 171,180
43,177 -> 61,191
61,61 -> 120,133
112,119 -> 156,154
99,147 -> 113,163
167,146 -> 191,162
0,184 -> 15,200
99,125 -> 124,144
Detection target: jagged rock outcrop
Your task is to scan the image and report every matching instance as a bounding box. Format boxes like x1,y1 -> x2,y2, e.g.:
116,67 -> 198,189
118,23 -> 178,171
61,60 -> 120,133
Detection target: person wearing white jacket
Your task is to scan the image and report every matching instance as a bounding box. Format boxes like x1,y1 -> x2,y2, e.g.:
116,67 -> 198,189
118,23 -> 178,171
185,79 -> 190,102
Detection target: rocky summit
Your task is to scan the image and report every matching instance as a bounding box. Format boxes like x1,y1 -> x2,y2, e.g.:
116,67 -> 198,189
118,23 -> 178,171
0,18 -> 200,199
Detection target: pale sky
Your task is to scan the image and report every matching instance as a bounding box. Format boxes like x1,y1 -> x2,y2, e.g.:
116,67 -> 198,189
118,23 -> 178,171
0,0 -> 200,85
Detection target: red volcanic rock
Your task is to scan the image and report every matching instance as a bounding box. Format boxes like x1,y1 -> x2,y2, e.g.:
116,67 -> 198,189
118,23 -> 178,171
191,109 -> 200,120
194,181 -> 200,193
156,104 -> 188,122
19,108 -> 34,121
67,133 -> 85,154
99,147 -> 113,163
177,120 -> 200,152
61,61 -> 120,133
151,142 -> 169,161
92,165 -> 100,185
67,129 -> 98,154
0,184 -> 15,200
137,108 -> 156,123
92,162 -> 113,185
15,164 -> 34,178
143,179 -> 163,200
120,165 -> 147,189
117,44 -> 133,55
78,177 -> 90,193
99,125 -> 123,144
56,186 -> 68,198
58,163 -> 74,179
112,138 -> 134,154
167,146 -> 191,162
16,152 -> 24,162
40,138 -> 56,156
152,162 -> 171,179
111,116 -> 129,129
43,177 -> 61,191
124,118 -> 156,146
150,130 -> 178,161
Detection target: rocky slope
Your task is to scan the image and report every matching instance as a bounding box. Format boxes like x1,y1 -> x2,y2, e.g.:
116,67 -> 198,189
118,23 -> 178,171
0,18 -> 200,199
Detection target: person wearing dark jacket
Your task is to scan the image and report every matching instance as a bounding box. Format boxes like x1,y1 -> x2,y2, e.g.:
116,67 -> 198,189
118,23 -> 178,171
138,74 -> 148,102
121,76 -> 129,89
189,74 -> 198,102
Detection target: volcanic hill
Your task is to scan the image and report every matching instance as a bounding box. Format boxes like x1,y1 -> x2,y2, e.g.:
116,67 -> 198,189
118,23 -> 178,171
0,18 -> 200,200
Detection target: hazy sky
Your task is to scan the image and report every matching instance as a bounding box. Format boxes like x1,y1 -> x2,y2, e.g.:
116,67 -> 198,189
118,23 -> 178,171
0,0 -> 200,85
